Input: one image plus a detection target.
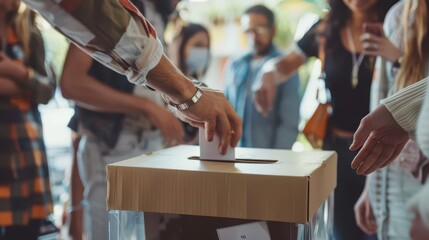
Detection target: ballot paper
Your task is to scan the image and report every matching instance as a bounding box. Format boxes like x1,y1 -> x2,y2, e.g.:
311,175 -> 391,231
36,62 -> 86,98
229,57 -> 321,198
199,129 -> 235,161
217,221 -> 271,240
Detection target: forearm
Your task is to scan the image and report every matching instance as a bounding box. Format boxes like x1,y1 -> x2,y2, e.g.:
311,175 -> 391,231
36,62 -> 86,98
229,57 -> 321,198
23,0 -> 163,86
62,74 -> 157,116
381,77 -> 429,138
273,51 -> 305,84
0,77 -> 22,96
146,54 -> 196,104
70,134 -> 83,208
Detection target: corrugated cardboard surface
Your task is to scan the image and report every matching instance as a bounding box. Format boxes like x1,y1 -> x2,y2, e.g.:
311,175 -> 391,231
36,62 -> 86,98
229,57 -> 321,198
107,145 -> 337,224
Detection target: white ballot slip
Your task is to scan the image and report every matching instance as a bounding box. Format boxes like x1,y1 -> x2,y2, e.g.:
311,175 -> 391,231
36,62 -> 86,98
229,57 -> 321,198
199,128 -> 235,161
217,221 -> 271,240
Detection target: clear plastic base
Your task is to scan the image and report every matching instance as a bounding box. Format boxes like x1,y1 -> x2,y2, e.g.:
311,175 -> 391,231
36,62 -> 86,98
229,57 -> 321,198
109,194 -> 334,240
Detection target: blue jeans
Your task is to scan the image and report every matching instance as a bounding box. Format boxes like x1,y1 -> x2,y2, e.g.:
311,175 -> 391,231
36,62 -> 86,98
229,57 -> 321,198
324,134 -> 377,240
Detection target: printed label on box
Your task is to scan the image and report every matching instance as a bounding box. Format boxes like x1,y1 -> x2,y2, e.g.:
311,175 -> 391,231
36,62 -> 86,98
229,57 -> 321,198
217,221 -> 271,240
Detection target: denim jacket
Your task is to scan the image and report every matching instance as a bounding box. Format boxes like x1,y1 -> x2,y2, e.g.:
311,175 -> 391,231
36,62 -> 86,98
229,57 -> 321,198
224,46 -> 300,149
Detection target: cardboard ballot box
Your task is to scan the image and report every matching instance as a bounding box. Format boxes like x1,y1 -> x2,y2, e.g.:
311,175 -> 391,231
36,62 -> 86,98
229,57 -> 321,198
107,145 -> 337,240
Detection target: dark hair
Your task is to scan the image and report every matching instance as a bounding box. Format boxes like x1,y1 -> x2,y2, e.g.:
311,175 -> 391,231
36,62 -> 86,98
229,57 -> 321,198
325,0 -> 398,47
177,23 -> 210,79
244,4 -> 275,27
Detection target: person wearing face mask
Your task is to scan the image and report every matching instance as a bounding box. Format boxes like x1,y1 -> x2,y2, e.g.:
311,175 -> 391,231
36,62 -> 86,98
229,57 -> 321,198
168,23 -> 211,143
169,23 -> 210,82
223,5 -> 300,149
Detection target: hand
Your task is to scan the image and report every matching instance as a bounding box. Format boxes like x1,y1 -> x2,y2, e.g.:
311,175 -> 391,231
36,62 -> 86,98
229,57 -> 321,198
410,213 -> 429,240
350,104 -> 409,175
175,88 -> 242,154
0,52 -> 28,82
354,189 -> 377,235
147,104 -> 185,147
252,69 -> 277,117
360,23 -> 402,62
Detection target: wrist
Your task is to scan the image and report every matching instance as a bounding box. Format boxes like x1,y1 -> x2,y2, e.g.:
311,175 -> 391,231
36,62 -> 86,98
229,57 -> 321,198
169,77 -> 197,104
164,86 -> 203,111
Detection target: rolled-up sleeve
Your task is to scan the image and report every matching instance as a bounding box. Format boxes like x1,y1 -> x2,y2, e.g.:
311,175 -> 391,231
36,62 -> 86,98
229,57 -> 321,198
23,0 -> 163,85
416,80 -> 429,158
381,77 -> 428,138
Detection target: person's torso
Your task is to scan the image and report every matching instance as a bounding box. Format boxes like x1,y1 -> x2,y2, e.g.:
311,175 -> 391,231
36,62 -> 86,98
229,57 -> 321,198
296,20 -> 375,132
324,35 -> 374,132
226,47 -> 300,148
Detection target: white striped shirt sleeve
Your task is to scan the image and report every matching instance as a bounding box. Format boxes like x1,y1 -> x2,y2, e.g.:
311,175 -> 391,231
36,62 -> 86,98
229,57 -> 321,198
381,77 -> 429,139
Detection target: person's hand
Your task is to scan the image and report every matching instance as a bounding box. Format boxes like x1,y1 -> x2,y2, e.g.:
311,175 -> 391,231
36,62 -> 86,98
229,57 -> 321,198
252,69 -> 277,117
350,104 -> 409,175
175,88 -> 242,154
354,188 -> 377,235
147,104 -> 185,147
360,23 -> 402,62
410,213 -> 429,240
0,52 -> 28,81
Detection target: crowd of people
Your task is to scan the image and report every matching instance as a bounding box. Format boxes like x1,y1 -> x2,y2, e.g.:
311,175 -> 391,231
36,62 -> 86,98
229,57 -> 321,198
1,0 -> 429,239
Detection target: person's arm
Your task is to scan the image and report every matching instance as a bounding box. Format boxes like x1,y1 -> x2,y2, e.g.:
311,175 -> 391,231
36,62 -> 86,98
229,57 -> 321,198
416,80 -> 429,157
407,79 -> 429,239
381,77 -> 428,137
66,133 -> 84,240
0,44 -> 55,105
60,45 -> 184,146
252,52 -> 305,117
27,28 -> 56,104
25,0 -> 241,153
252,20 -> 320,117
0,77 -> 21,96
349,77 -> 429,175
354,178 -> 377,235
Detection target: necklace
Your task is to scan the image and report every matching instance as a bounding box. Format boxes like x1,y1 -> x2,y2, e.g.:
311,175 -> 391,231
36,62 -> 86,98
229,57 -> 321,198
346,27 -> 365,89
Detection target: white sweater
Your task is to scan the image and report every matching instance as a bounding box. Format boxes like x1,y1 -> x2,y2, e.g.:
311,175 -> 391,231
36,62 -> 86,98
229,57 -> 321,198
381,77 -> 429,149
382,77 -> 429,226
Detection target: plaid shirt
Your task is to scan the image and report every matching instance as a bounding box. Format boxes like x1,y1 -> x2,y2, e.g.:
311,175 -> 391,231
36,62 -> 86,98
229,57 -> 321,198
23,0 -> 163,86
0,26 -> 56,226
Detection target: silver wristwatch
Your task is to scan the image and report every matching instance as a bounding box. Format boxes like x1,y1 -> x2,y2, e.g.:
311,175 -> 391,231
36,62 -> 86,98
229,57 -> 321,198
168,87 -> 203,110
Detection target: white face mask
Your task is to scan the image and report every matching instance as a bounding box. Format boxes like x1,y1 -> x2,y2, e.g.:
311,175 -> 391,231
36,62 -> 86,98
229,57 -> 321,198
185,47 -> 210,74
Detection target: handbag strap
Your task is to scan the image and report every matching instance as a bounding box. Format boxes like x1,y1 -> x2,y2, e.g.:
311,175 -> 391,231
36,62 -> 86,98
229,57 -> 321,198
318,35 -> 326,74
316,23 -> 331,103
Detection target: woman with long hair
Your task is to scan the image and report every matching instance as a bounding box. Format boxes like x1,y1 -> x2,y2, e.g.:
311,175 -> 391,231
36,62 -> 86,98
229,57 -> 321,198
251,0 -> 397,239
354,0 -> 429,238
0,2 -> 56,239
